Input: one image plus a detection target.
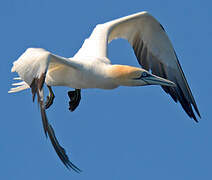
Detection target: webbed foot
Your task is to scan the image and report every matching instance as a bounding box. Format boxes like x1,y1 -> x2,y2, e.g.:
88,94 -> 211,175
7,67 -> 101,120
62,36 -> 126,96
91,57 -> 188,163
68,89 -> 81,112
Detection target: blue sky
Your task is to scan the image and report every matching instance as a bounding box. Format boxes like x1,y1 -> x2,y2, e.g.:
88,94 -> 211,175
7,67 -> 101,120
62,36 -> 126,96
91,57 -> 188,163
1,0 -> 211,179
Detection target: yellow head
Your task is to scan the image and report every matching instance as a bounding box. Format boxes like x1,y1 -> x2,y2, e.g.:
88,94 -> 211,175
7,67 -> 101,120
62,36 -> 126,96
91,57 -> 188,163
108,65 -> 175,87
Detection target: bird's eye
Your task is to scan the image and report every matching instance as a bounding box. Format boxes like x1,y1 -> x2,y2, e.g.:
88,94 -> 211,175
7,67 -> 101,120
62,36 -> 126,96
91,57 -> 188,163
142,72 -> 148,77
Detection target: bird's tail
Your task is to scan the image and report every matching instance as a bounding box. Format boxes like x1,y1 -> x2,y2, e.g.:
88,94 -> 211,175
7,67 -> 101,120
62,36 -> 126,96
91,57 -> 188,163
8,77 -> 30,93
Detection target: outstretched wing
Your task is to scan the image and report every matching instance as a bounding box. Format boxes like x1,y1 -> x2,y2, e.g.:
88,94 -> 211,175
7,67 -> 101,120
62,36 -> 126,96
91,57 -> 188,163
11,48 -> 81,171
75,11 -> 200,121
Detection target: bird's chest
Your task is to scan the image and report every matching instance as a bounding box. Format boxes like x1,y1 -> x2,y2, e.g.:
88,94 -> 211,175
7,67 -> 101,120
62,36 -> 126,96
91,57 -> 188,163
46,64 -> 117,89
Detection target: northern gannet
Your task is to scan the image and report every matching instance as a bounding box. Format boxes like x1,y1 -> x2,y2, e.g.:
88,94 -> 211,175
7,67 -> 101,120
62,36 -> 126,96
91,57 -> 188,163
8,11 -> 200,172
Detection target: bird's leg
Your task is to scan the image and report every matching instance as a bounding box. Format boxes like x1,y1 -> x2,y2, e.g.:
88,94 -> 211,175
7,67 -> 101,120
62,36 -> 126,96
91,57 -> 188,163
45,85 -> 55,109
68,89 -> 81,112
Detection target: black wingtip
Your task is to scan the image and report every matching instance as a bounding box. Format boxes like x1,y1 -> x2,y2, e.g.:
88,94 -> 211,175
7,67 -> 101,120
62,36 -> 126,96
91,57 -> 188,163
33,81 -> 80,172
30,72 -> 80,171
193,116 -> 199,123
193,104 -> 201,119
47,123 -> 82,173
167,81 -> 200,123
191,104 -> 201,123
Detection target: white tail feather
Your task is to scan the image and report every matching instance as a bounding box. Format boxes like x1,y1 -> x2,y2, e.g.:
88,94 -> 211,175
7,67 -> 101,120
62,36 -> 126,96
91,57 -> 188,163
8,79 -> 30,93
12,81 -> 26,86
13,77 -> 22,80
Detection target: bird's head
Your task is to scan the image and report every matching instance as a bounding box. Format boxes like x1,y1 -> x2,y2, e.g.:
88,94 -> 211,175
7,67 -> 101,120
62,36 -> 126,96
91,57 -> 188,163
109,65 -> 175,87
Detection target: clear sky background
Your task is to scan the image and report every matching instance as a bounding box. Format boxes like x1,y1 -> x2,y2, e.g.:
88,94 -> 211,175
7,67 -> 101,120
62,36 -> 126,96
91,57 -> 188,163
1,0 -> 211,179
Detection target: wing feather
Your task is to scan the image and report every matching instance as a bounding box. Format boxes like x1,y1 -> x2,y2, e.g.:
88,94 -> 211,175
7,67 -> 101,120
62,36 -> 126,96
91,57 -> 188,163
29,71 -> 81,171
10,48 -> 81,171
36,87 -> 81,172
76,11 -> 200,121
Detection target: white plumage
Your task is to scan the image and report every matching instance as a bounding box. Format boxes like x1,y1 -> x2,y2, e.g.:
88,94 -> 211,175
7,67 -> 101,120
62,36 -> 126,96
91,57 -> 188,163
9,11 -> 200,172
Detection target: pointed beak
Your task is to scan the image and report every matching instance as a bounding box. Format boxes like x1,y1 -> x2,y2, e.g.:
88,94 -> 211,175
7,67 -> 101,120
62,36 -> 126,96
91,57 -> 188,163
142,74 -> 176,87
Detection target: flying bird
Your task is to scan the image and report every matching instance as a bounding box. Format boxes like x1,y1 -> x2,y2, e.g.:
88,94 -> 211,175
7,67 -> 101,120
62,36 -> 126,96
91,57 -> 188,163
9,11 -> 200,172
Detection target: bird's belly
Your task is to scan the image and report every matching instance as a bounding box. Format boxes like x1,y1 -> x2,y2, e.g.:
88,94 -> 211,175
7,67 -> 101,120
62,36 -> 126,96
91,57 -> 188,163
45,65 -> 118,89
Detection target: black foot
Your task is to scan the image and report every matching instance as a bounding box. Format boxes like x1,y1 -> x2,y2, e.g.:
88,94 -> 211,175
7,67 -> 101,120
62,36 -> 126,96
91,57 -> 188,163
68,89 -> 81,112
45,86 -> 55,109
